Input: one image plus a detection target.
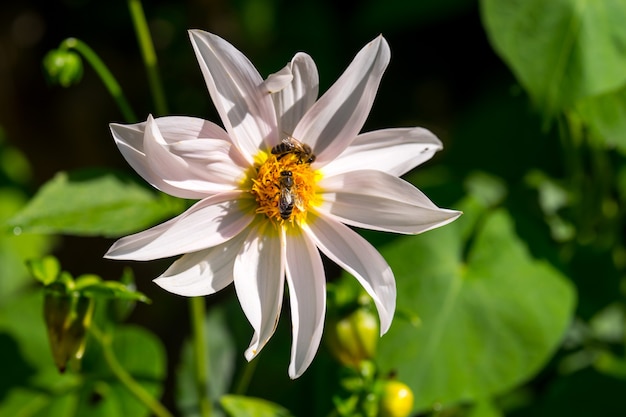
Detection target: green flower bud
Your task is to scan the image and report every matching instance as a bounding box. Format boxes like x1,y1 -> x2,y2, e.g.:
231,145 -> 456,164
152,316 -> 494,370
379,380 -> 414,417
43,285 -> 94,372
326,306 -> 379,368
42,49 -> 83,87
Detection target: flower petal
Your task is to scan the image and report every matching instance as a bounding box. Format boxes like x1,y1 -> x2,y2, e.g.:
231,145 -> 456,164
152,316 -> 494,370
104,191 -> 254,260
303,213 -> 396,334
189,30 -> 278,162
293,36 -> 390,166
142,115 -> 246,196
264,65 -> 293,93
322,127 -> 443,177
110,115 -> 239,199
153,229 -> 248,296
284,230 -> 326,379
234,222 -> 285,361
269,53 -> 319,139
318,170 -> 462,234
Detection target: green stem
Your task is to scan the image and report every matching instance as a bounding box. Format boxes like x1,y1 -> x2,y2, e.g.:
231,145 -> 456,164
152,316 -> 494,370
233,354 -> 259,395
91,325 -> 173,417
127,0 -> 169,115
60,38 -> 137,123
190,296 -> 212,417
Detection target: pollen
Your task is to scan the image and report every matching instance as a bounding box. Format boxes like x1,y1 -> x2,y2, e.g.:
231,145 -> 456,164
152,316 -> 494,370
250,151 -> 319,225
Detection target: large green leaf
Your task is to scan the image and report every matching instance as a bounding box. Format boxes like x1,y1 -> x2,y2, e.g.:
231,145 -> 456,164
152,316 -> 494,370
8,169 -> 185,238
575,86 -> 626,153
0,189 -> 54,302
480,0 -> 626,114
375,199 -> 576,413
0,290 -> 167,417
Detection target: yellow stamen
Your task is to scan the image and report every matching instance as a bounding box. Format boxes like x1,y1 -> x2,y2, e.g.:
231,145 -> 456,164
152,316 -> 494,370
249,151 -> 319,226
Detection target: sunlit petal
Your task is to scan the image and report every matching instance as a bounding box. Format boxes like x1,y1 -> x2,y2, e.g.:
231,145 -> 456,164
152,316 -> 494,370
233,223 -> 285,361
318,170 -> 462,234
322,127 -> 443,177
285,230 -> 326,379
142,115 -> 245,196
105,191 -> 255,260
189,30 -> 278,162
270,53 -> 319,140
303,213 -> 396,334
153,230 -> 248,296
264,65 -> 293,93
293,36 -> 390,166
110,115 -> 247,198
106,32 -> 461,380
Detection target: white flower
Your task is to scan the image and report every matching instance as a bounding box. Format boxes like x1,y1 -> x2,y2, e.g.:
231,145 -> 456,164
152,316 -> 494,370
105,30 -> 461,378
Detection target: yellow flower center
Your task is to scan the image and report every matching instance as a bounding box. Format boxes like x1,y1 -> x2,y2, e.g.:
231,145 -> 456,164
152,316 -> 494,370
250,151 -> 319,226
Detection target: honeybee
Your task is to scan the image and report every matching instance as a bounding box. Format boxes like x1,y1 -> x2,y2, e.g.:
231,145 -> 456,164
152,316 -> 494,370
271,136 -> 316,164
277,170 -> 301,220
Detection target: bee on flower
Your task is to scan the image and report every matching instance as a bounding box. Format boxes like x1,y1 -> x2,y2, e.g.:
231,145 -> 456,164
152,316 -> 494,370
105,30 -> 461,378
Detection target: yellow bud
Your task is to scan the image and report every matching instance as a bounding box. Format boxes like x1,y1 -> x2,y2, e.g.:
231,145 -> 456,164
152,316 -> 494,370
326,307 -> 379,368
379,380 -> 414,417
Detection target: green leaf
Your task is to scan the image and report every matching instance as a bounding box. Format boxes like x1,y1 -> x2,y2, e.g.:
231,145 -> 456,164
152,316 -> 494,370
594,350 -> 626,379
0,290 -> 166,417
8,169 -> 185,238
510,368 -> 626,416
78,325 -> 167,417
27,256 -> 61,285
480,0 -> 626,114
220,395 -> 294,417
467,398 -> 503,417
463,171 -> 507,208
575,86 -> 626,153
79,280 -> 151,303
0,189 -> 54,301
107,268 -> 141,322
375,200 -> 576,413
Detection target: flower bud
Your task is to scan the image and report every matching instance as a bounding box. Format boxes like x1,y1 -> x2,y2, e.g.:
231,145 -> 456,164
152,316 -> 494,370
326,306 -> 379,368
43,286 -> 94,372
43,49 -> 83,87
379,380 -> 414,417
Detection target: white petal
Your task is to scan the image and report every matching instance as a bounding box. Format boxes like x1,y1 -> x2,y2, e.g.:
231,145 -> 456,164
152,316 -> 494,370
293,36 -> 390,167
153,230 -> 248,296
270,53 -> 319,139
143,116 -> 244,196
233,222 -> 285,361
322,127 -> 443,177
284,230 -> 326,379
318,170 -> 462,234
303,213 -> 396,334
105,191 -> 255,261
110,115 -> 244,199
264,65 -> 293,93
189,30 -> 278,162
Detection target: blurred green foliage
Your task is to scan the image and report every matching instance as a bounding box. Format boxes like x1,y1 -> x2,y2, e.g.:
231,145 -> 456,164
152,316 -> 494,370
1,0 -> 626,416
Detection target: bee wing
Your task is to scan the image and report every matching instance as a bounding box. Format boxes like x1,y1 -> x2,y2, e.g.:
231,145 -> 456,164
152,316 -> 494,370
280,188 -> 294,206
293,193 -> 304,211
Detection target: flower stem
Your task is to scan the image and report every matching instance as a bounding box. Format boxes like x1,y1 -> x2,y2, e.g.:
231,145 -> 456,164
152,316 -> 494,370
233,355 -> 259,395
90,325 -> 173,417
60,38 -> 137,123
190,296 -> 212,417
127,0 -> 169,116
